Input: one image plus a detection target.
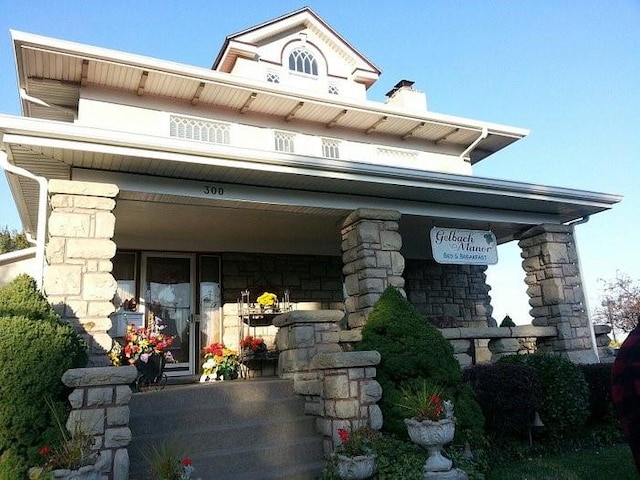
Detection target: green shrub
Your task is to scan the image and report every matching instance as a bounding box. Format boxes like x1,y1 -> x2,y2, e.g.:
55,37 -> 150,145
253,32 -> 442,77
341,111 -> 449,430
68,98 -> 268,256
580,363 -> 622,445
464,363 -> 542,441
580,363 -> 613,423
499,353 -> 589,440
0,274 -> 61,323
499,315 -> 516,327
356,286 -> 484,443
321,431 -> 490,480
0,275 -> 88,477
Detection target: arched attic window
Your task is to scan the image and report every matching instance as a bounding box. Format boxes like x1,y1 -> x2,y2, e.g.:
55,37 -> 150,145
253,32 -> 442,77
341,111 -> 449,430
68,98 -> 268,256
288,48 -> 318,76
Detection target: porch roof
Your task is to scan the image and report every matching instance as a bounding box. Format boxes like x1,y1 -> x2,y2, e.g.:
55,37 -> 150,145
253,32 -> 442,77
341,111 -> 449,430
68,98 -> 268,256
0,114 -> 621,250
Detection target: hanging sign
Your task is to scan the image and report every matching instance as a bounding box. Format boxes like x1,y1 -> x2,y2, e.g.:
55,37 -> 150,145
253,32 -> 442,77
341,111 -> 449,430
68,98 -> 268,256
430,227 -> 498,265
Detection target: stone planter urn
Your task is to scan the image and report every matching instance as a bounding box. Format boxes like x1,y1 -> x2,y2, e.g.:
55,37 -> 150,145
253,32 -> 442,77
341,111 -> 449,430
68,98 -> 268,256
50,464 -> 102,480
405,418 -> 455,472
29,462 -> 102,480
335,454 -> 377,480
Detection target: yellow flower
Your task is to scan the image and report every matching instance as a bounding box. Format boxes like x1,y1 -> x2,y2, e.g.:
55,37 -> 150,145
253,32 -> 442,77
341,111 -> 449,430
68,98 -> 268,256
257,292 -> 278,306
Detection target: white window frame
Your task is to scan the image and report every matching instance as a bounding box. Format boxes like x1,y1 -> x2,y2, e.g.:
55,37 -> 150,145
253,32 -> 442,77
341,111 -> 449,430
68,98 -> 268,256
289,48 -> 319,76
322,138 -> 341,159
170,115 -> 231,145
274,131 -> 295,153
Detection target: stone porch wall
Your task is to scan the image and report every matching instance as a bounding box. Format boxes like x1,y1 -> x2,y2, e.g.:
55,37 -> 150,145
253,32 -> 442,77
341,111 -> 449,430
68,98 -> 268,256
45,180 -> 119,367
273,311 -> 383,457
62,366 -> 137,480
405,260 -> 495,327
219,252 -> 344,350
220,252 -> 344,305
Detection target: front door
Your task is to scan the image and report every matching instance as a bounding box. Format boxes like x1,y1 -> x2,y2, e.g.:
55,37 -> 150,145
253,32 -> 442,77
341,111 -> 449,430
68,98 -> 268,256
141,253 -> 195,374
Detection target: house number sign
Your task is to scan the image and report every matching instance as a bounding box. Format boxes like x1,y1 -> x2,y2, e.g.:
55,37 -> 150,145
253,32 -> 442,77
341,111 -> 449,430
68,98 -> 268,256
430,227 -> 498,265
203,184 -> 225,196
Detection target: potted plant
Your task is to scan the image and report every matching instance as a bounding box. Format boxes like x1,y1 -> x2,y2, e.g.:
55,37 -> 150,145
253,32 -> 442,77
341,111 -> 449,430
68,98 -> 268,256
200,342 -> 239,381
142,443 -> 196,480
239,335 -> 268,358
256,291 -> 278,312
334,426 -> 377,480
122,316 -> 175,374
397,382 -> 456,473
29,420 -> 103,480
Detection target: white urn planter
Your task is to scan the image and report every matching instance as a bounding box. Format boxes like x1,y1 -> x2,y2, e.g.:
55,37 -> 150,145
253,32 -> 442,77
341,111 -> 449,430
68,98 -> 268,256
335,453 -> 377,480
405,417 -> 455,472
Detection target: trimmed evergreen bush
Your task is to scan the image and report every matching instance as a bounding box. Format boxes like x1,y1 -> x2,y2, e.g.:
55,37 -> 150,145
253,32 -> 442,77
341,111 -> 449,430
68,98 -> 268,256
463,363 -> 542,440
355,286 -> 484,443
499,353 -> 590,440
580,363 -> 613,423
0,275 -> 88,478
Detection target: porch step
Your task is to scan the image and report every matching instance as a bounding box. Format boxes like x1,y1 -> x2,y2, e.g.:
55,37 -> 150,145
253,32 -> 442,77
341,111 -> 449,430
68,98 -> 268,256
128,378 -> 326,479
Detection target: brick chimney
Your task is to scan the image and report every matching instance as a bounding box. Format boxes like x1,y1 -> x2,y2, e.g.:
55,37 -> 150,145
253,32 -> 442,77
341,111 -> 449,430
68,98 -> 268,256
385,80 -> 427,111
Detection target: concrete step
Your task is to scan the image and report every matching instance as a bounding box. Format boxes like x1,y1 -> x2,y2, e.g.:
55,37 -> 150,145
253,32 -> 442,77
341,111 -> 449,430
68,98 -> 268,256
128,378 -> 326,479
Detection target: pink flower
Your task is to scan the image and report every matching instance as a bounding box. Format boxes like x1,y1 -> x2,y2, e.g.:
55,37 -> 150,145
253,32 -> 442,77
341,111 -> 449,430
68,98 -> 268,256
338,428 -> 349,443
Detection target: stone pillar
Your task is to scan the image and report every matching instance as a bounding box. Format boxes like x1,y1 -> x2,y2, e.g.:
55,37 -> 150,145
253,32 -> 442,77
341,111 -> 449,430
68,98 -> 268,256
518,224 -> 597,363
341,209 -> 405,329
62,366 -> 138,480
274,310 -> 344,378
44,179 -> 119,366
310,351 -> 383,457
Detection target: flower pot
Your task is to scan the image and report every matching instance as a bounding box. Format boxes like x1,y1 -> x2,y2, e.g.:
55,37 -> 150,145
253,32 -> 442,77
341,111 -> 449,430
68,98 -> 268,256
405,418 -> 455,472
335,454 -> 376,480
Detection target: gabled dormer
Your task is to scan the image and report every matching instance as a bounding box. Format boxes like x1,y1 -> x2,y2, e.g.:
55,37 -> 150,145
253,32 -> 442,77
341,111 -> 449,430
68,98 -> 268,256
212,7 -> 380,100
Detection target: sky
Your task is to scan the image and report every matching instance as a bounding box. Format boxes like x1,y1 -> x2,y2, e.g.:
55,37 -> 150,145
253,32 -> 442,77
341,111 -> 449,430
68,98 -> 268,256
0,1 -> 638,326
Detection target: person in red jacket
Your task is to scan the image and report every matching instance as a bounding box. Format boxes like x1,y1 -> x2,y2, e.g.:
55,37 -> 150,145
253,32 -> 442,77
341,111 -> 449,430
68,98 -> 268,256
611,315 -> 640,473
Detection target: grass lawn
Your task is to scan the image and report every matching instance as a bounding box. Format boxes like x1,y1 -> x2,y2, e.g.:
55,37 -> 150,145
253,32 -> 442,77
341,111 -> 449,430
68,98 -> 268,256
487,444 -> 638,480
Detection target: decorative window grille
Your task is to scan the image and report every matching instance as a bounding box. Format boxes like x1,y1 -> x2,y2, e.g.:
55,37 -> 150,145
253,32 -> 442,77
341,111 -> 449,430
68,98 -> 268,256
288,48 -> 318,76
274,131 -> 295,153
266,71 -> 280,84
377,147 -> 418,162
328,84 -> 339,95
170,115 -> 230,145
322,138 -> 341,159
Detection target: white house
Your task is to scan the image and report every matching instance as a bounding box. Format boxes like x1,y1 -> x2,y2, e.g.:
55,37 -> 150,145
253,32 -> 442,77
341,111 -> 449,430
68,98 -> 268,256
0,8 -> 620,372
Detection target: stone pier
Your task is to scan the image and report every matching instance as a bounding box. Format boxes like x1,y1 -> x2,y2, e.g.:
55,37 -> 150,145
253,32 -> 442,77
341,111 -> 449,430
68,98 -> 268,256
341,208 -> 405,329
518,224 -> 597,363
44,179 -> 119,366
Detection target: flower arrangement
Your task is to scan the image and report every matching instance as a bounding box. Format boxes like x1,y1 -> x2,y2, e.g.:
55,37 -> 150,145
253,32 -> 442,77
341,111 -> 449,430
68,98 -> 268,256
336,426 -> 377,457
397,382 -> 454,422
239,335 -> 268,354
201,342 -> 239,380
256,291 -> 278,307
123,315 -> 174,365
